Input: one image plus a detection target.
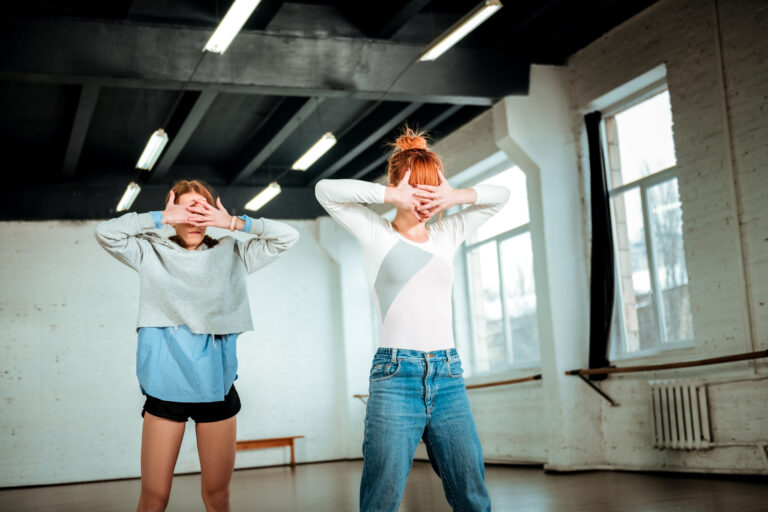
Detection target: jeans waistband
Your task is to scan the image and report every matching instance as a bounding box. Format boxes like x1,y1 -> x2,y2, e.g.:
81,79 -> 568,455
374,347 -> 459,362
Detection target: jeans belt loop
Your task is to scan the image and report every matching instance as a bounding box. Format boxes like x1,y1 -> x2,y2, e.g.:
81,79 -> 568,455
447,350 -> 453,363
391,348 -> 398,362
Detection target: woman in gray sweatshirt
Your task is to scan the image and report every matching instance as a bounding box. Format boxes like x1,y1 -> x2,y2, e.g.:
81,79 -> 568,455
95,179 -> 299,512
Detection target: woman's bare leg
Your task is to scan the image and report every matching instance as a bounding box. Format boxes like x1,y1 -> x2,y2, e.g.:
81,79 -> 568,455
195,416 -> 237,512
137,413 -> 186,512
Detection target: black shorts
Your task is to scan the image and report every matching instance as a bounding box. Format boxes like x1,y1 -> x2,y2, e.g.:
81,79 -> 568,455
142,385 -> 241,423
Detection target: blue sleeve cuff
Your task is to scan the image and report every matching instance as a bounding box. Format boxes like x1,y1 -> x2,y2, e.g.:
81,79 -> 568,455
150,211 -> 163,229
239,215 -> 252,233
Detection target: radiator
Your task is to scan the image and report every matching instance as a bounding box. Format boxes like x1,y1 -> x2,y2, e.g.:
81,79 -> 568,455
649,380 -> 713,450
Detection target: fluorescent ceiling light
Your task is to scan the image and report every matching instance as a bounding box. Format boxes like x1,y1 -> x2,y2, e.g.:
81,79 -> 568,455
291,132 -> 337,171
204,0 -> 263,53
245,182 -> 281,212
136,129 -> 169,171
419,0 -> 503,62
117,182 -> 141,212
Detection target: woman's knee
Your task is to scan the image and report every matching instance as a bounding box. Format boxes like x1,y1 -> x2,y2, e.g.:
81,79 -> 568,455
138,487 -> 171,512
201,486 -> 230,510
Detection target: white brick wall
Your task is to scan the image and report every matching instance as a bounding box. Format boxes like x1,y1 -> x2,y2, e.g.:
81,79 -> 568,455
0,220 -> 354,486
571,0 -> 751,358
717,0 -> 768,352
568,0 -> 768,473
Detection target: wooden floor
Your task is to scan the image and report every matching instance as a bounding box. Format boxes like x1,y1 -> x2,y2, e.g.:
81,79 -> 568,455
2,460 -> 767,511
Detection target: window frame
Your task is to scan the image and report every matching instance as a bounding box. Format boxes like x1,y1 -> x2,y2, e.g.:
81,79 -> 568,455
600,88 -> 695,360
456,163 -> 542,376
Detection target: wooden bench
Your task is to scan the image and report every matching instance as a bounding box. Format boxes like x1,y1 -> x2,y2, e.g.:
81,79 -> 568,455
236,436 -> 305,467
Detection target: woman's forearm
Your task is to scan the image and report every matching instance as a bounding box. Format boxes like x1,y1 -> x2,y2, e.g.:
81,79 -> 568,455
449,188 -> 478,208
316,179 -> 387,209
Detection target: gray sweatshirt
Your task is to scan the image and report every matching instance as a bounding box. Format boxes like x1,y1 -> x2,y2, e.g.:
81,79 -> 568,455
95,212 -> 299,334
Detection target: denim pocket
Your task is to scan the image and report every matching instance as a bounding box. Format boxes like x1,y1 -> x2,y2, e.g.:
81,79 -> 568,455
370,360 -> 401,381
447,359 -> 464,378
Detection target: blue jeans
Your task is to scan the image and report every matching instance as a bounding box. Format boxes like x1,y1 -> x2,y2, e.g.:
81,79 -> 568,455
360,348 -> 491,512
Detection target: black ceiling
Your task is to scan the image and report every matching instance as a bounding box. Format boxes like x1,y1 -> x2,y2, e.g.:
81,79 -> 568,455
1,0 -> 658,220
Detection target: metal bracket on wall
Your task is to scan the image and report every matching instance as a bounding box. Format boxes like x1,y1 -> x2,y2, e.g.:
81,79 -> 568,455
579,375 -> 619,406
353,394 -> 368,405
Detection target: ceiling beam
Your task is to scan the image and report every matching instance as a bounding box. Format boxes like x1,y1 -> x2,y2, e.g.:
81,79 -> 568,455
374,0 -> 431,38
531,0 -> 658,62
106,0 -> 135,18
13,0 -> 134,19
492,0 -> 563,49
308,102 -> 423,186
342,0 -> 431,39
0,17 -> 528,105
149,90 -> 218,182
62,84 -> 100,178
229,97 -> 324,185
4,183 -> 324,221
346,104 -> 464,180
245,0 -> 285,30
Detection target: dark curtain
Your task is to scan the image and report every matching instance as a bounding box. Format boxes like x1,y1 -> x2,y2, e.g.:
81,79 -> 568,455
585,111 -> 614,380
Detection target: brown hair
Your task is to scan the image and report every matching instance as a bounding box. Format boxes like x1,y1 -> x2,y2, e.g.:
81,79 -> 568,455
386,126 -> 443,187
166,179 -> 219,248
165,179 -> 215,206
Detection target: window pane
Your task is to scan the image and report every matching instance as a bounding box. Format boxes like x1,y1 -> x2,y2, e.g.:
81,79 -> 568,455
469,166 -> 529,244
611,187 -> 659,353
612,90 -> 677,186
467,242 -> 506,372
499,232 -> 539,365
647,178 -> 693,343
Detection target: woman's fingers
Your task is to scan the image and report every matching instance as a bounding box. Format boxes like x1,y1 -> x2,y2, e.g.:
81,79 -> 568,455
415,184 -> 438,192
418,199 -> 440,211
187,203 -> 210,213
419,207 -> 439,218
165,191 -> 176,209
187,214 -> 212,223
190,197 -> 210,206
417,210 -> 433,222
194,199 -> 215,210
413,190 -> 436,200
188,217 -> 214,226
187,205 -> 208,215
437,169 -> 448,185
216,197 -> 227,212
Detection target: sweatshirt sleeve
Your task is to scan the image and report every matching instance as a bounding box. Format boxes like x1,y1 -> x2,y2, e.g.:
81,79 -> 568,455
235,217 -> 300,274
438,185 -> 511,249
94,212 -> 157,270
314,179 -> 388,245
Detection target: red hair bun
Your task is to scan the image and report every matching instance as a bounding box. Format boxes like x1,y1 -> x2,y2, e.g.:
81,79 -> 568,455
386,125 -> 442,187
393,127 -> 428,152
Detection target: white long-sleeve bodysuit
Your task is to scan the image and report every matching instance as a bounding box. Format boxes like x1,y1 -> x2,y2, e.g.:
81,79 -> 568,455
315,179 -> 510,352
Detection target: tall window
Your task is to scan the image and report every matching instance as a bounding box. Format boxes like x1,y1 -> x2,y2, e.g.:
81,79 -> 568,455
604,89 -> 693,357
463,166 -> 540,373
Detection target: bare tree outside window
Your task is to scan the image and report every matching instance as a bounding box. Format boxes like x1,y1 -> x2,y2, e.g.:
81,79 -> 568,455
463,166 -> 540,373
604,89 -> 693,357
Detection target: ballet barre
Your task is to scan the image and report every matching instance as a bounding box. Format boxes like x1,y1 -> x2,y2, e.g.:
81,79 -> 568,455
565,349 -> 768,406
236,436 -> 305,467
465,373 -> 542,390
352,373 -> 543,404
